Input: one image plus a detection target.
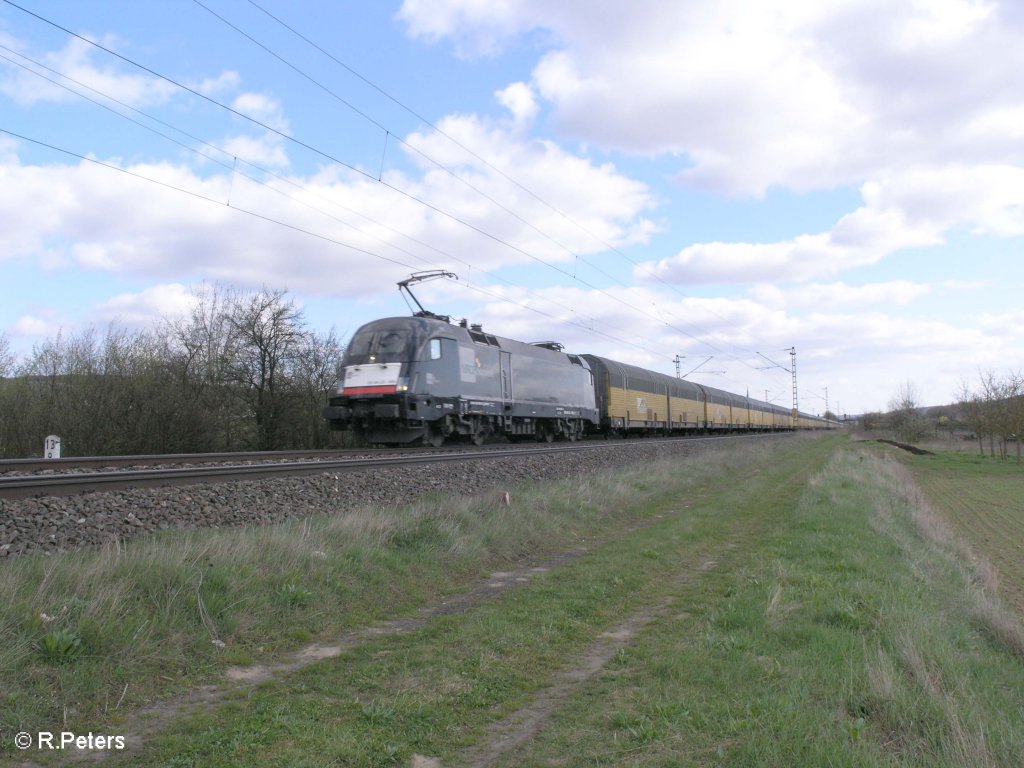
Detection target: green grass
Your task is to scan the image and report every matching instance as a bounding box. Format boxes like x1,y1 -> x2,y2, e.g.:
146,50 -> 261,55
509,444 -> 1024,767
8,435 -> 1022,767
0,436 -> 789,760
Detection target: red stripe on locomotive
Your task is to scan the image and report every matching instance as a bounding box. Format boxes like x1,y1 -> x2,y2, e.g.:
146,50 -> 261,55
342,385 -> 397,395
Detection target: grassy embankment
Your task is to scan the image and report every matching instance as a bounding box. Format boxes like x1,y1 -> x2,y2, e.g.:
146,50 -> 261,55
1,436 -> 810,758
4,433 -> 1024,766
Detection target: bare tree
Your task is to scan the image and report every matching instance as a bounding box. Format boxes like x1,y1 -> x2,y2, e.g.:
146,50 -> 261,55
888,381 -> 930,443
224,287 -> 309,450
0,332 -> 13,377
978,371 -> 1010,458
1004,371 -> 1024,463
290,327 -> 345,448
0,333 -> 16,455
957,379 -> 988,456
161,283 -> 244,450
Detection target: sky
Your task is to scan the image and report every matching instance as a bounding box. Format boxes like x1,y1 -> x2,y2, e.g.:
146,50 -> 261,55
2,0 -> 1023,417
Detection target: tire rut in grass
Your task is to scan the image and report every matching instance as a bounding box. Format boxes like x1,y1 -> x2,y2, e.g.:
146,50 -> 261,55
446,445 -> 826,768
455,551 -> 727,768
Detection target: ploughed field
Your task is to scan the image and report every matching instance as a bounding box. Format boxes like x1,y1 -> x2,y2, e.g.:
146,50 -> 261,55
911,451 -> 1024,617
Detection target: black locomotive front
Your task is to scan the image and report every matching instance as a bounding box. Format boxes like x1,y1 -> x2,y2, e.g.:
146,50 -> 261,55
324,316 -> 598,446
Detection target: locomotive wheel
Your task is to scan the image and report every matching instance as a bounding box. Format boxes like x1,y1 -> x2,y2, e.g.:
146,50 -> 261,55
471,431 -> 485,446
540,426 -> 555,443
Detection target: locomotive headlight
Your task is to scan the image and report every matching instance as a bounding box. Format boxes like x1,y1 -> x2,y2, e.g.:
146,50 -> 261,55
396,376 -> 409,392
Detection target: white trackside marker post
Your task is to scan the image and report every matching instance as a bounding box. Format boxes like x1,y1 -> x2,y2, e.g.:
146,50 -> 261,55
44,435 -> 61,459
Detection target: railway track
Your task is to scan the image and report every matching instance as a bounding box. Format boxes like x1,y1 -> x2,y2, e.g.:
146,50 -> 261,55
0,447 -> 398,473
0,434 -> 775,500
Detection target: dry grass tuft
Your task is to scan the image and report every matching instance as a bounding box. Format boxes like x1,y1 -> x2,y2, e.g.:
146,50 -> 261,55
865,642 -> 897,702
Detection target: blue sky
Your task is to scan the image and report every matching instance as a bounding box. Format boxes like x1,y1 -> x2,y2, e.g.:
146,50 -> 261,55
2,0 -> 1023,416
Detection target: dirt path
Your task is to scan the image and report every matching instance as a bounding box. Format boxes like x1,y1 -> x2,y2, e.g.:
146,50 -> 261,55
452,552 -> 726,768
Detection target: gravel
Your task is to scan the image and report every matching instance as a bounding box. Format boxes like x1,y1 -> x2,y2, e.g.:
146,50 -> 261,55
0,439 -> 744,557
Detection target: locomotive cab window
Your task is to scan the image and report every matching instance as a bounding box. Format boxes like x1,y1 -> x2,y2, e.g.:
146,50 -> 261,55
347,329 -> 412,364
429,338 -> 442,360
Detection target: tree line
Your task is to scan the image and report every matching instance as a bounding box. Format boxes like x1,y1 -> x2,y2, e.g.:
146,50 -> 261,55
858,373 -> 1024,462
957,371 -> 1024,461
0,286 -> 349,458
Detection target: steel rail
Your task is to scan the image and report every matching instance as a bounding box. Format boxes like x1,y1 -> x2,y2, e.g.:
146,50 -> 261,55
0,448 -> 379,473
0,440 -> 570,473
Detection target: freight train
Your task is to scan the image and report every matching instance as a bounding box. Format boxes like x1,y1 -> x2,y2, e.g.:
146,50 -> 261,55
323,314 -> 833,446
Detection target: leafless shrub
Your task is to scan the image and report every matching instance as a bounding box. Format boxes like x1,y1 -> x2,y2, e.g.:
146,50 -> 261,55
887,381 -> 931,443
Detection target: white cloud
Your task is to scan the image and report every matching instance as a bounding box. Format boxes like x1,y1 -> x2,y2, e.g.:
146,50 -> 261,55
90,283 -> 195,330
193,70 -> 241,96
0,101 -> 658,296
750,281 -> 933,309
219,133 -> 289,168
231,92 -> 289,133
636,164 -> 1024,285
495,81 -> 538,128
0,36 -> 177,107
396,0 -> 538,57
386,110 -> 660,268
399,0 -> 1024,198
10,313 -> 63,339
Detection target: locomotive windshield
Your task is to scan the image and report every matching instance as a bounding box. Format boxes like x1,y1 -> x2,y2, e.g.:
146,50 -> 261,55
346,328 -> 412,364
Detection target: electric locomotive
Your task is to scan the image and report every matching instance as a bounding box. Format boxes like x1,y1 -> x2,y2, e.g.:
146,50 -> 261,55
323,315 -> 599,446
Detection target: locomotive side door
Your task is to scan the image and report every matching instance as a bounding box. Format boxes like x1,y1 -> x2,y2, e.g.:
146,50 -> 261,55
500,351 -> 512,409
